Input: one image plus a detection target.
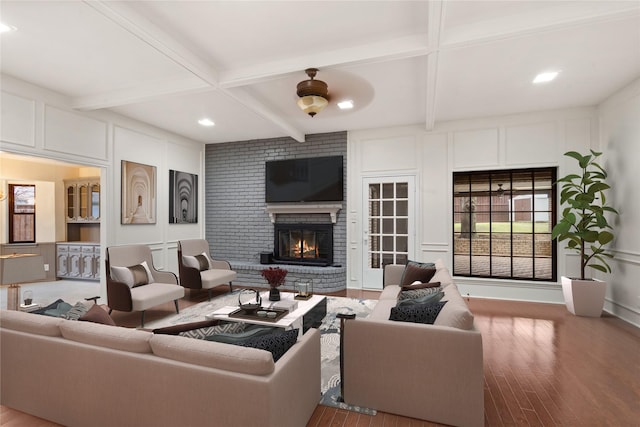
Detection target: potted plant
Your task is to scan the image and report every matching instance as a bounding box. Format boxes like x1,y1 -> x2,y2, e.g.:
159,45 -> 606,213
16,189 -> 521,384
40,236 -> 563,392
551,150 -> 619,317
261,267 -> 288,301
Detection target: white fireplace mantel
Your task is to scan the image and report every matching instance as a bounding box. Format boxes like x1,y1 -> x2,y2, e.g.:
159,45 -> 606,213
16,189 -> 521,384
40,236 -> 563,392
265,203 -> 342,224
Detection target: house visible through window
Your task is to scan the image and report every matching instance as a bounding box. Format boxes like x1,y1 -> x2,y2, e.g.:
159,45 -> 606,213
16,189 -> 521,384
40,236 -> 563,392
453,168 -> 556,281
9,184 -> 36,243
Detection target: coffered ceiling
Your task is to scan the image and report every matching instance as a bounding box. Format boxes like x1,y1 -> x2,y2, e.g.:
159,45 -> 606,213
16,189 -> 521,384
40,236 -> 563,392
1,1 -> 639,144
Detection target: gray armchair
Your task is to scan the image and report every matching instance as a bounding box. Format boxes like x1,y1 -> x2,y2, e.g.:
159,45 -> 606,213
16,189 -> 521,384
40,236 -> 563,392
178,239 -> 236,300
106,244 -> 184,327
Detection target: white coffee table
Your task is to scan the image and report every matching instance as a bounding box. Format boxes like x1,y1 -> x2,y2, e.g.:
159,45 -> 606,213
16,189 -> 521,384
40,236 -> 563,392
205,292 -> 326,337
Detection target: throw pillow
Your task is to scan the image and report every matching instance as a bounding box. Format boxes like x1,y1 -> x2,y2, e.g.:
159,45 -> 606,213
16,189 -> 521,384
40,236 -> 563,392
398,285 -> 442,301
205,326 -> 277,344
400,260 -> 436,286
401,281 -> 441,291
129,264 -> 149,287
79,304 -> 116,326
153,319 -> 220,335
111,261 -> 152,288
389,301 -> 447,324
179,322 -> 247,340
62,302 -> 90,320
238,329 -> 299,362
396,290 -> 444,307
183,252 -> 211,271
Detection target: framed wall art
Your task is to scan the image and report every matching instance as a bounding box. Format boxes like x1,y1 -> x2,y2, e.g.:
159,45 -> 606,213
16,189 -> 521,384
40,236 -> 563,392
169,170 -> 198,224
121,160 -> 157,224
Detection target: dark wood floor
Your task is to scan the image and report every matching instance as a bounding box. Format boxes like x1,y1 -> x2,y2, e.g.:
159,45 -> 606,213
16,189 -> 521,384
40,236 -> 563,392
2,286 -> 639,426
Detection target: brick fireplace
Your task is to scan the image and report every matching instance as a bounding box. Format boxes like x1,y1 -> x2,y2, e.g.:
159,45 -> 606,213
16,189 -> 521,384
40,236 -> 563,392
204,131 -> 348,293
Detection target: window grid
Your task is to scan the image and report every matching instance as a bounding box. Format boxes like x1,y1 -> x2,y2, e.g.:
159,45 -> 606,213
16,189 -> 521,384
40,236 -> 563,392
453,168 -> 557,281
368,182 -> 409,269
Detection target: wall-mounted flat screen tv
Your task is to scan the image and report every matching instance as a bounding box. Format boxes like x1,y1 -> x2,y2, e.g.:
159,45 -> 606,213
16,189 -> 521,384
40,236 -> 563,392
265,155 -> 343,203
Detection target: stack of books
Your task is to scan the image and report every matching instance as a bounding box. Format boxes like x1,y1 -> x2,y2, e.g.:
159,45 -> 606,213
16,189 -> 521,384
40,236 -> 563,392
19,303 -> 41,313
266,299 -> 298,312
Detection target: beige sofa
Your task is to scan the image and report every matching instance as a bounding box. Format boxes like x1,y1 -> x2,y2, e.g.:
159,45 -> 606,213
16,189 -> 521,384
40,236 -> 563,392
341,262 -> 484,427
0,309 -> 321,427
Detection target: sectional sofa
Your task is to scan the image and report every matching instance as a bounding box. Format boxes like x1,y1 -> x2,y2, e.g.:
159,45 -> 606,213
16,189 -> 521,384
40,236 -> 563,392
340,261 -> 484,427
0,309 -> 321,427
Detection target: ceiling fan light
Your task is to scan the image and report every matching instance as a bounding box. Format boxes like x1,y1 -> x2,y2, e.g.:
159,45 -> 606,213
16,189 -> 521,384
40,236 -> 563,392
297,95 -> 328,117
296,68 -> 329,117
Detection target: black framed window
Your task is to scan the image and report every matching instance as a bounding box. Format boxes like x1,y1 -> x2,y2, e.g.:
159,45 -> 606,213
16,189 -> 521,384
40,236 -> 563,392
9,184 -> 36,243
453,168 -> 557,281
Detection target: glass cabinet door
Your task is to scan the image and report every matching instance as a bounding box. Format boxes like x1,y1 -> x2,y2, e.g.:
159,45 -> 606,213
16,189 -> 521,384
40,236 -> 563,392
79,185 -> 88,219
66,185 -> 76,220
90,184 -> 100,219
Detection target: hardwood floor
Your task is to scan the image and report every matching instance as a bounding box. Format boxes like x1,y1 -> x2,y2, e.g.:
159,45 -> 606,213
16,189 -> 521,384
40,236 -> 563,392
2,287 -> 639,426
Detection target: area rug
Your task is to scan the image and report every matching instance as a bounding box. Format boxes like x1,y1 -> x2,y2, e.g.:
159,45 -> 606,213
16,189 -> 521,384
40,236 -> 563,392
144,292 -> 377,414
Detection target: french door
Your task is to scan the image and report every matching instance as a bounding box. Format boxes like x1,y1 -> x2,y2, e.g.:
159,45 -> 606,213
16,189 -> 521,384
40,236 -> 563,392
361,176 -> 415,289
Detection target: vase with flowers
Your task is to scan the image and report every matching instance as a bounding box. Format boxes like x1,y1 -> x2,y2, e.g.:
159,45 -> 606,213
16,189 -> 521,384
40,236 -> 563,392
261,267 -> 288,301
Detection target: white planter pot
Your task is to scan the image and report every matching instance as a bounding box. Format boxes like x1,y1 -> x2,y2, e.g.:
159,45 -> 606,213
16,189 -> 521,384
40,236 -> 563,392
561,276 -> 606,317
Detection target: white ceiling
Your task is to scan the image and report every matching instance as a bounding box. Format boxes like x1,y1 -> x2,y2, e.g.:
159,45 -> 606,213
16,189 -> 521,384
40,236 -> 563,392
1,1 -> 639,144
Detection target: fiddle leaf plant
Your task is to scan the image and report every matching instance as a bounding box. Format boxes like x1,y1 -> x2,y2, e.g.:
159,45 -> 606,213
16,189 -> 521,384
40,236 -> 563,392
551,150 -> 619,280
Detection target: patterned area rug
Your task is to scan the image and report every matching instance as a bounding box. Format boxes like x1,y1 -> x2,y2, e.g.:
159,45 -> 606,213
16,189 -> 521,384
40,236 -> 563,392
144,292 -> 377,414
317,297 -> 377,415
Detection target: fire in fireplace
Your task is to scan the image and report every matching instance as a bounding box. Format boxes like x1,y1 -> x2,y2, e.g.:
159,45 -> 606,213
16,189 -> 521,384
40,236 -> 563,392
273,223 -> 333,266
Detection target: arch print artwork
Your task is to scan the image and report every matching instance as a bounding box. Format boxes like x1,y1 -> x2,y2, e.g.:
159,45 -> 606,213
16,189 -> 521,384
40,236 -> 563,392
121,160 -> 157,224
169,170 -> 198,224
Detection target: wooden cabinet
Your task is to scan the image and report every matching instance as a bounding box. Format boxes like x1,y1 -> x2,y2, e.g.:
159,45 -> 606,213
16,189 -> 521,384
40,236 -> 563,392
56,243 -> 100,281
64,178 -> 100,223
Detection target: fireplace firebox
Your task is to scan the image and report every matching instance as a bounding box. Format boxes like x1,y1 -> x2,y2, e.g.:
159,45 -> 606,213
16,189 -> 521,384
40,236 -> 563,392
273,223 -> 333,266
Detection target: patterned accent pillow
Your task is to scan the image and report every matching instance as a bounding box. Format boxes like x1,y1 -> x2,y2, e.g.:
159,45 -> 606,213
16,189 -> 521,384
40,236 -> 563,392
179,322 -> 246,339
396,290 -> 444,307
398,285 -> 442,301
237,329 -> 299,362
62,302 -> 90,320
389,301 -> 447,324
400,260 -> 436,286
205,326 -> 277,344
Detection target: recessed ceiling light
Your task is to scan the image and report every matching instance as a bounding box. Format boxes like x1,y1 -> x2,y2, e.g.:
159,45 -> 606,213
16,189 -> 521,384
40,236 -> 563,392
337,100 -> 354,110
0,22 -> 17,33
533,71 -> 560,84
198,118 -> 215,127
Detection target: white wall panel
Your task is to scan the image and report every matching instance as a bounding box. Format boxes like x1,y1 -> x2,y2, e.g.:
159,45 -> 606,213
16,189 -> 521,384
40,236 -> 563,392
452,128 -> 499,168
421,133 -> 449,245
598,77 -> 640,326
505,121 -> 557,165
44,105 -> 108,160
564,118 -> 592,155
359,135 -> 418,172
1,91 -> 35,146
